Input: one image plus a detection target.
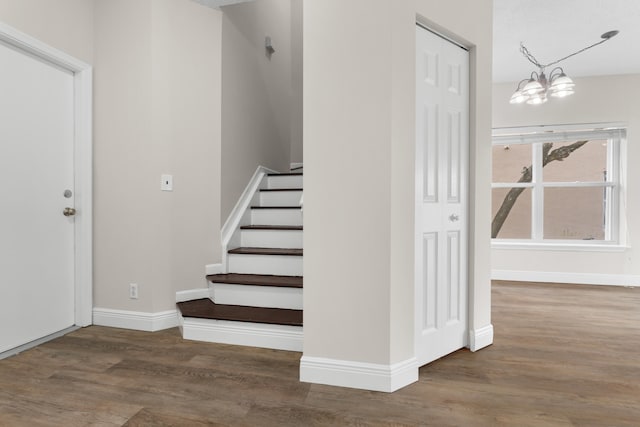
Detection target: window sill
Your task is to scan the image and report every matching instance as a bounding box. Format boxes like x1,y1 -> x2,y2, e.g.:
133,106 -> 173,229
491,241 -> 628,252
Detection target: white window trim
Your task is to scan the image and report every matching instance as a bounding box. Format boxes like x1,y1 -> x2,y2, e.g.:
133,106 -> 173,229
491,241 -> 628,252
492,123 -> 626,249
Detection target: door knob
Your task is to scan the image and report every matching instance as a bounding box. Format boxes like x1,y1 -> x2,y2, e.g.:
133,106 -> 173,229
63,207 -> 76,217
449,214 -> 459,222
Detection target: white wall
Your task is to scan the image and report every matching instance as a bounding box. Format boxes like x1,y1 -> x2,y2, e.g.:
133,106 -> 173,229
93,0 -> 222,313
220,0 -> 295,219
493,74 -> 640,285
303,0 -> 493,382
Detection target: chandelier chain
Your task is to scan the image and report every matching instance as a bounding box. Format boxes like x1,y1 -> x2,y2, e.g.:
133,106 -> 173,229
519,36 -> 612,71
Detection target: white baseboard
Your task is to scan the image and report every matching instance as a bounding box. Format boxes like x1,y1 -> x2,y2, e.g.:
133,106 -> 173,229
93,308 -> 179,332
181,316 -> 303,351
176,288 -> 211,303
492,270 -> 640,287
469,324 -> 494,352
299,356 -> 418,393
206,263 -> 223,275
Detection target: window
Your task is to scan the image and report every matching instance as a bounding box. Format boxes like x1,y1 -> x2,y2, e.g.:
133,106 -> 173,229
491,124 -> 625,247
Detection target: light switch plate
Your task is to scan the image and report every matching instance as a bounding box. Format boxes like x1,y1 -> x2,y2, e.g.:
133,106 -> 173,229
161,174 -> 173,191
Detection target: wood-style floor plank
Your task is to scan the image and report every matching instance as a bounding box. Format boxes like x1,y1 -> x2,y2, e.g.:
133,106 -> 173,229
0,281 -> 638,426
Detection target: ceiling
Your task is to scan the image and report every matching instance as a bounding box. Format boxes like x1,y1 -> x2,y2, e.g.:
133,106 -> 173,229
493,0 -> 640,83
194,0 -> 640,82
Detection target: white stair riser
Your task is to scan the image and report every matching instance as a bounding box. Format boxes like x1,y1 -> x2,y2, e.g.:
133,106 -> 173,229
251,209 -> 302,226
259,190 -> 303,207
228,254 -> 303,276
267,175 -> 303,189
181,317 -> 303,352
211,284 -> 302,310
241,229 -> 303,248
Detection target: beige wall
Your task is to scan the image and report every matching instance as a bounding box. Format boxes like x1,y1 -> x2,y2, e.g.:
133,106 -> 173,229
2,0 -> 495,364
94,0 -> 222,312
151,0 -> 222,311
2,0 -> 223,314
0,0 -> 93,63
290,0 -> 303,164
303,0 -> 493,365
220,0 -> 295,220
493,74 -> 640,280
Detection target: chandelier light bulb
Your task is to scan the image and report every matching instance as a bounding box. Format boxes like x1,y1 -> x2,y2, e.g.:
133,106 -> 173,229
551,74 -> 574,90
550,89 -> 574,98
522,79 -> 544,96
509,90 -> 527,104
526,93 -> 547,105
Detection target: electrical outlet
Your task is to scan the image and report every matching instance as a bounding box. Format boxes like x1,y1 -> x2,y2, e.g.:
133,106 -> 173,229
129,283 -> 139,299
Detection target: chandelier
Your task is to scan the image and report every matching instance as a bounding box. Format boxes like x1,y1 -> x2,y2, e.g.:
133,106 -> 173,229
510,30 -> 619,105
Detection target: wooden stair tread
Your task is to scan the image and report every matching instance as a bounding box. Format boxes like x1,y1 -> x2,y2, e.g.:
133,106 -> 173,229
177,299 -> 302,326
207,273 -> 303,288
268,172 -> 302,176
228,247 -> 303,256
260,188 -> 303,192
241,225 -> 303,231
251,206 -> 300,210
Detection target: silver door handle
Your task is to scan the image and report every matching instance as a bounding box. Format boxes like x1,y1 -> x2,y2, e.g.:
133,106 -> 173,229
63,207 -> 76,217
449,214 -> 459,222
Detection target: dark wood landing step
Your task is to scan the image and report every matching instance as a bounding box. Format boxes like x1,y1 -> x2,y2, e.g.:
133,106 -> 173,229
260,188 -> 303,192
228,247 -> 303,256
241,225 -> 303,231
268,172 -> 302,176
177,299 -> 302,326
251,206 -> 300,210
207,273 -> 303,288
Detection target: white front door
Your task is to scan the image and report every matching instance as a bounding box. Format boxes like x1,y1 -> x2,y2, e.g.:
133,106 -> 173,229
0,40 -> 76,353
415,25 -> 469,366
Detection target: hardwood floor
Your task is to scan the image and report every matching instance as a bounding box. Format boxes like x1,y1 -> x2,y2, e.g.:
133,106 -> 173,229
1,281 -> 638,426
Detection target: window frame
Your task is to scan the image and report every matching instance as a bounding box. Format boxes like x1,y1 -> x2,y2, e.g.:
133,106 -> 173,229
491,123 -> 626,249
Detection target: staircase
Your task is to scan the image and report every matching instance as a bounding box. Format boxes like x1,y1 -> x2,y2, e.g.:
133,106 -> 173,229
177,171 -> 303,351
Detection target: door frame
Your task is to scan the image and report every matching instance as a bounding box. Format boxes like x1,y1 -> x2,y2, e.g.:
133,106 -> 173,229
0,22 -> 93,327
414,22 -> 471,364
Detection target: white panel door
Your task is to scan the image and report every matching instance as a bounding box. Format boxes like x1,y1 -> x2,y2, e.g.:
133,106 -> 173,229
415,25 -> 469,366
0,41 -> 75,353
